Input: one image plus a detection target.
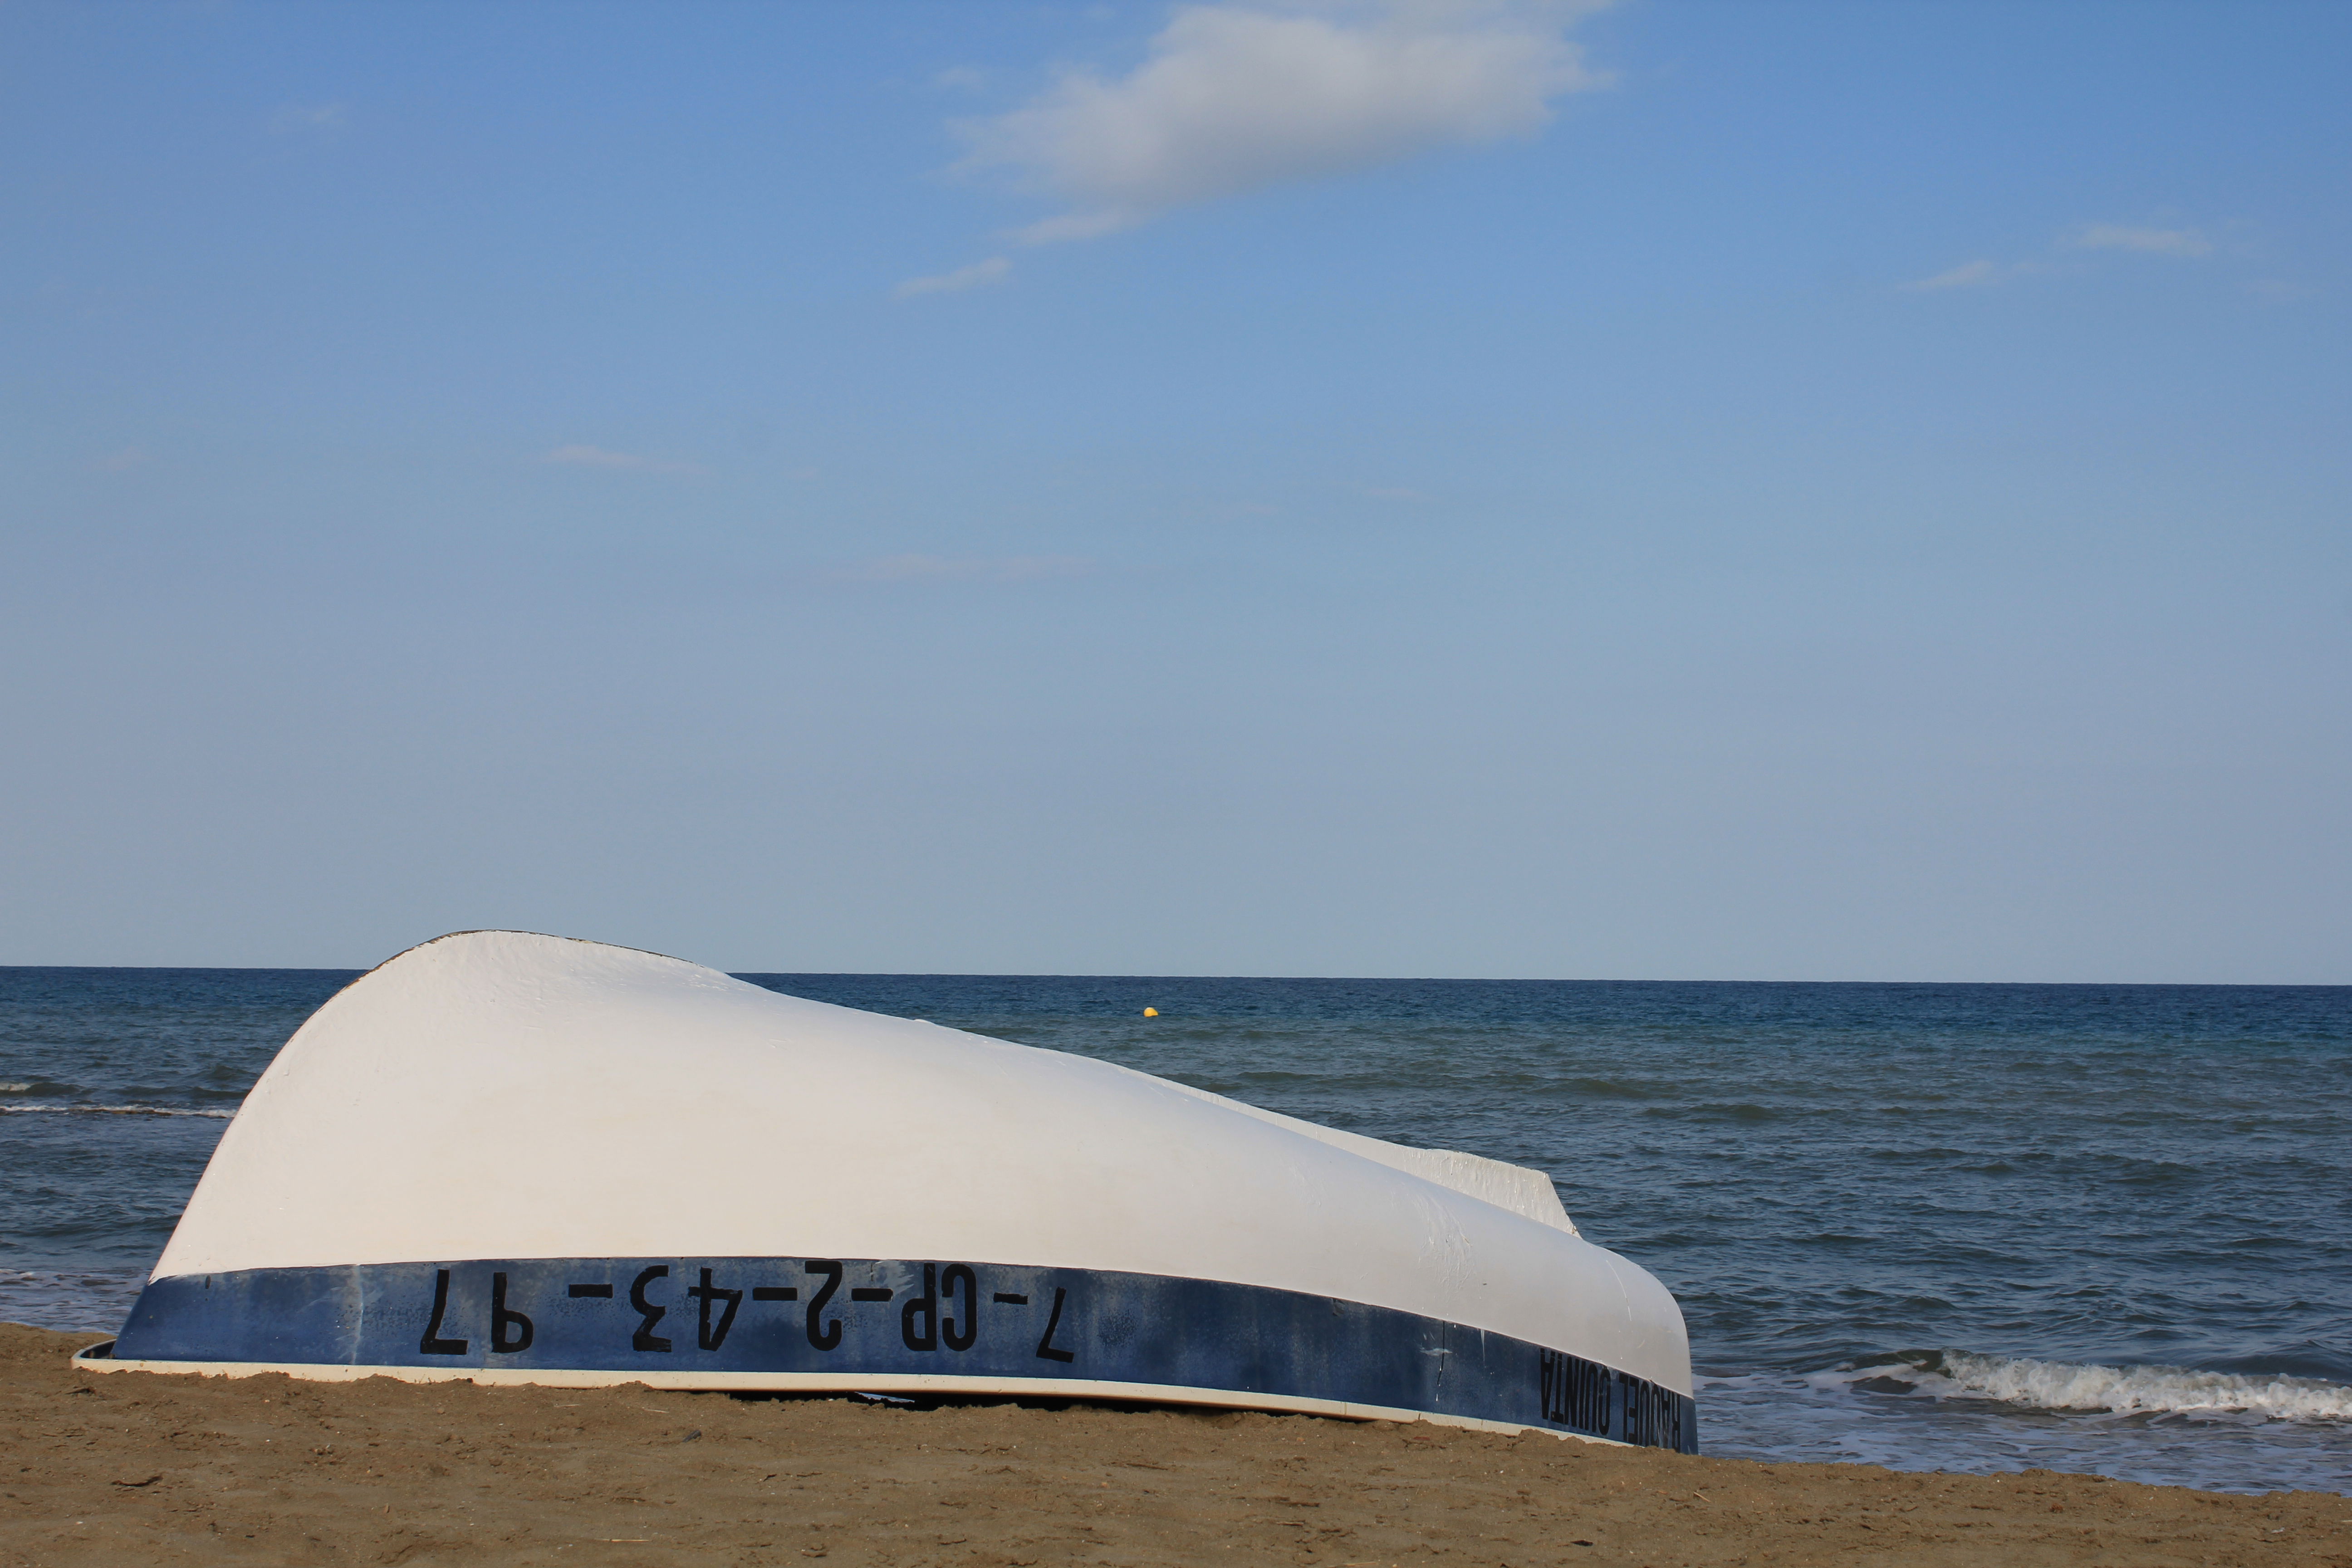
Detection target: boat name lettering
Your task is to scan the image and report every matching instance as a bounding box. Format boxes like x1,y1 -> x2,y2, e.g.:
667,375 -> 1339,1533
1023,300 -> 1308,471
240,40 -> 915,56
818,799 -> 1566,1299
1539,1348 -> 1692,1451
421,1263 -> 1066,1360
1034,1285 -> 1076,1362
1537,1346 -> 1609,1434
804,1261 -> 843,1350
688,1267 -> 743,1352
490,1271 -> 534,1354
630,1265 -> 672,1352
418,1268 -> 469,1357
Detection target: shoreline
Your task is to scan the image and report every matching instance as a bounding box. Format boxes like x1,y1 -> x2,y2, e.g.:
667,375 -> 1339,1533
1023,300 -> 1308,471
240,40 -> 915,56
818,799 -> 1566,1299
4,1323 -> 2344,1566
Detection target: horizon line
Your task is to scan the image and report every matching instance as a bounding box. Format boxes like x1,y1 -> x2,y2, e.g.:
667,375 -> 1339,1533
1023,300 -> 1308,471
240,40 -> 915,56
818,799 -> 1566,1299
0,963 -> 2343,990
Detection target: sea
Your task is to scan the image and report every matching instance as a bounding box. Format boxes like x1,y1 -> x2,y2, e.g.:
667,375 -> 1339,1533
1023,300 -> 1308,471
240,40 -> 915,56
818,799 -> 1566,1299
3,967 -> 2347,1496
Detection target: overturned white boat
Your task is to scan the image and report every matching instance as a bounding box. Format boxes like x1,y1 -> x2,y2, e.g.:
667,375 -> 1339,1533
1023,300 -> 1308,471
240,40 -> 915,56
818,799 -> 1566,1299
81,932 -> 1695,1449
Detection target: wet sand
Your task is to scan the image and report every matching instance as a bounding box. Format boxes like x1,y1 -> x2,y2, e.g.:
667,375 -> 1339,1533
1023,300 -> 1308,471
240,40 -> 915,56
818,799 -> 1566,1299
3,1325 -> 2344,1566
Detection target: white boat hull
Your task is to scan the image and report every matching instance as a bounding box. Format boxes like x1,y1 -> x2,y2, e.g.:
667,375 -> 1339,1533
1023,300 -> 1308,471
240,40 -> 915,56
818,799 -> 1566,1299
88,932 -> 1696,1450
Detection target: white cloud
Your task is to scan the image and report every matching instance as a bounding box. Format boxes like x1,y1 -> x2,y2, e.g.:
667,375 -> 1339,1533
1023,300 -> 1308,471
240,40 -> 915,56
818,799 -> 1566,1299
270,103 -> 346,135
97,447 -> 152,471
2065,223 -> 2212,257
1903,259 -> 2002,291
959,0 -> 1612,243
1907,220 -> 2220,293
542,444 -> 703,475
894,256 -> 1013,298
842,554 -> 1096,583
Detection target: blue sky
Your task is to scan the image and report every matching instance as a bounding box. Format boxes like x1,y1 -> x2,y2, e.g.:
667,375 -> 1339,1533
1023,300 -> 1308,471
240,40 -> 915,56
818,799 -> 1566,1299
5,0 -> 2347,979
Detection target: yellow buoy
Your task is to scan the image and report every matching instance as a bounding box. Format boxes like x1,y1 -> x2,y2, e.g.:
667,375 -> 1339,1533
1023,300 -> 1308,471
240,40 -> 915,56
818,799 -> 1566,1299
1142,1007 -> 1158,1017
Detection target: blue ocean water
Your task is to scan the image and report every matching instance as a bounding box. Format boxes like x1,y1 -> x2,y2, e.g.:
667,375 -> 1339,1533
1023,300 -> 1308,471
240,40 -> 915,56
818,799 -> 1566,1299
3,966 -> 2346,1495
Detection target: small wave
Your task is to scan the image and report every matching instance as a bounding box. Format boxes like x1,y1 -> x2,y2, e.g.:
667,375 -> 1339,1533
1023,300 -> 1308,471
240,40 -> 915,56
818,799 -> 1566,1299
0,1102 -> 232,1119
1829,1350 -> 2352,1424
0,1082 -> 31,1093
0,1269 -> 146,1333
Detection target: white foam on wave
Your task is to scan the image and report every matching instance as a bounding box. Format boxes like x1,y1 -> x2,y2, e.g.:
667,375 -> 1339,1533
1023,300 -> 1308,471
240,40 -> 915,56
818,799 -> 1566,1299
0,1082 -> 31,1093
1834,1351 -> 2352,1424
0,1102 -> 233,1119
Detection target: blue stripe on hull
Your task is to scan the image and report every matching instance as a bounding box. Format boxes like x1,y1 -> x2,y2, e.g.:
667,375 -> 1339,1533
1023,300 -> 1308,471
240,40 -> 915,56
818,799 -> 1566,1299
112,1257 -> 1697,1453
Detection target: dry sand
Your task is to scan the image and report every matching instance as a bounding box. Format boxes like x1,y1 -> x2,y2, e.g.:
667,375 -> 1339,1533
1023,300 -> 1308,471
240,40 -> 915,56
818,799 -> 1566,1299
3,1325 -> 2344,1567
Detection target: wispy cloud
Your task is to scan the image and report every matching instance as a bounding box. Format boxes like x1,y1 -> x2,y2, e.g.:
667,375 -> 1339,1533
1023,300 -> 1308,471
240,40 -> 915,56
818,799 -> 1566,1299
1903,259 -> 2003,291
270,103 -> 346,135
542,444 -> 704,476
1359,484 -> 1438,502
96,447 -> 152,471
1906,219 -> 2224,293
894,256 -> 1013,298
957,0 -> 1612,244
2065,223 -> 2212,257
840,554 -> 1096,583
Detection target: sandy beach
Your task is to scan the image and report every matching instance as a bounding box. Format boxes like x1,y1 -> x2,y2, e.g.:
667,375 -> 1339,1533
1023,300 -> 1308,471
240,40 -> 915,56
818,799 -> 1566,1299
3,1326 -> 2343,1567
